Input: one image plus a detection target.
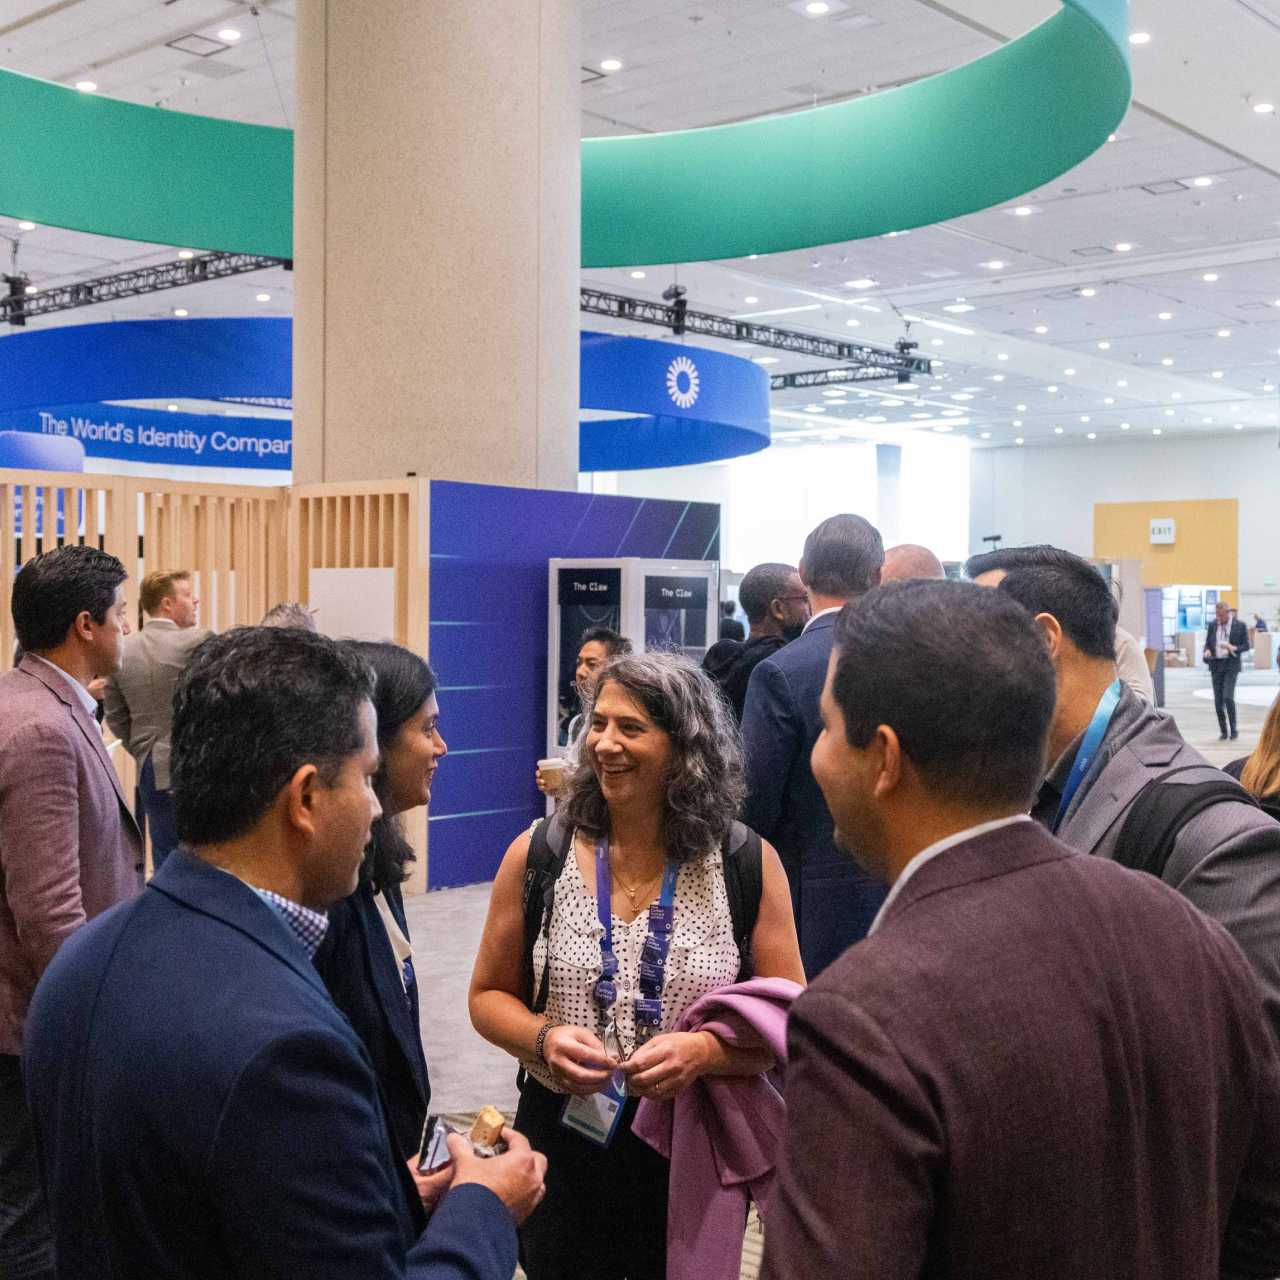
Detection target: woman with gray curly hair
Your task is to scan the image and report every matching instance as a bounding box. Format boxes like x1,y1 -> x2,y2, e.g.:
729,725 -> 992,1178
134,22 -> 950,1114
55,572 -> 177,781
470,651 -> 802,1280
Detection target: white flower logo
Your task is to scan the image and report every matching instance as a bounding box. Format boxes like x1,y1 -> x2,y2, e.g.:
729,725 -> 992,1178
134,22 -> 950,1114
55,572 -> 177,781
666,355 -> 700,409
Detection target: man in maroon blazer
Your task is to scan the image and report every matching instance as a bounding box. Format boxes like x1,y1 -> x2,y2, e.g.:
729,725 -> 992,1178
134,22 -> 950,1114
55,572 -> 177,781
0,546 -> 142,1280
763,580 -> 1280,1280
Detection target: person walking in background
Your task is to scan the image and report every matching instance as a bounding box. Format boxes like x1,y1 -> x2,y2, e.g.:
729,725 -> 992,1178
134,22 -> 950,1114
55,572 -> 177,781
740,514 -> 888,977
24,627 -> 544,1280
1224,694 -> 1280,820
966,544 -> 1155,702
471,653 -> 803,1280
718,600 -> 745,642
989,551 -> 1280,1038
879,542 -> 945,583
103,569 -> 212,873
702,562 -> 809,722
763,581 -> 1280,1280
1205,600 -> 1250,740
313,641 -> 448,1209
0,546 -> 142,1280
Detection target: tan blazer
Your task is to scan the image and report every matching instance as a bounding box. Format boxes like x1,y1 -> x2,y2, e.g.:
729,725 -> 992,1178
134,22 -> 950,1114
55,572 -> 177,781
0,656 -> 143,1053
103,619 -> 213,790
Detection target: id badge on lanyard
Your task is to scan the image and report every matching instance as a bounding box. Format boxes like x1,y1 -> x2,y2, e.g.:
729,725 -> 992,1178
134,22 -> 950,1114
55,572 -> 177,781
559,838 -> 677,1148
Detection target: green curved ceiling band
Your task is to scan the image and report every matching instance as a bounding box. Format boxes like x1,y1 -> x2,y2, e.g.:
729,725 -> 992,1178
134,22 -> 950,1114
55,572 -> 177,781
0,69 -> 292,259
581,0 -> 1130,266
0,0 -> 1127,267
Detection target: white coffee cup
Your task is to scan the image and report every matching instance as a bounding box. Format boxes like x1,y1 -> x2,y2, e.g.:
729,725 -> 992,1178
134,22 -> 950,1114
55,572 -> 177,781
537,757 -> 567,790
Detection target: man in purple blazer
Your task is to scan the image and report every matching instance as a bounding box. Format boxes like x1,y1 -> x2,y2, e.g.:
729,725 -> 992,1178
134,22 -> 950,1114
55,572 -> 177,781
0,546 -> 143,1280
763,580 -> 1280,1280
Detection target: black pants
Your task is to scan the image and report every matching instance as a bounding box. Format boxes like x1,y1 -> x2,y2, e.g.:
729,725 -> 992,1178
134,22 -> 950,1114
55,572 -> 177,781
1210,662 -> 1240,734
0,1056 -> 54,1280
515,1077 -> 669,1280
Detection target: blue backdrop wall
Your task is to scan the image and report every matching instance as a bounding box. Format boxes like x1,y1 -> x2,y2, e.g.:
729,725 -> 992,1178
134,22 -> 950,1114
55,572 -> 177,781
427,480 -> 720,888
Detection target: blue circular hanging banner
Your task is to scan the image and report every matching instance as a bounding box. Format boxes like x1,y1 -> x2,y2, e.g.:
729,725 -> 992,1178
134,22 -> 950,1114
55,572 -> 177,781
580,331 -> 771,472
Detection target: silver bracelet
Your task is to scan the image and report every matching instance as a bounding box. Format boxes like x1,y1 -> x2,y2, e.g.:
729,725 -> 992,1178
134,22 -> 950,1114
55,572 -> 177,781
533,1019 -> 556,1065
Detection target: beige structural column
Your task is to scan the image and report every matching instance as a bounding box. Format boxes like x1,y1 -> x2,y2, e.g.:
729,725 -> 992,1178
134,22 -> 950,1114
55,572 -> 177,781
293,0 -> 581,490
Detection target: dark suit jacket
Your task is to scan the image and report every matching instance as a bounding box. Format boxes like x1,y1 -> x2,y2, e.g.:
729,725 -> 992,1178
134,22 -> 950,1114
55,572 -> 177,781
1206,617 -> 1251,671
0,655 -> 142,1055
763,821 -> 1280,1280
314,880 -> 431,1161
740,612 -> 885,976
23,850 -> 516,1280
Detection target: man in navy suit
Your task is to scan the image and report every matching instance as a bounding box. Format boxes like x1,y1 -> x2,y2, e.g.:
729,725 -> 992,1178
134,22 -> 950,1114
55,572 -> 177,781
1204,600 -> 1251,740
24,627 -> 545,1280
741,513 -> 888,977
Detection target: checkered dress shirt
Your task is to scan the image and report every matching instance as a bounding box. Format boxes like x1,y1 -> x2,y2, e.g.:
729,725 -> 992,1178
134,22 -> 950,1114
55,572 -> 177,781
253,888 -> 329,960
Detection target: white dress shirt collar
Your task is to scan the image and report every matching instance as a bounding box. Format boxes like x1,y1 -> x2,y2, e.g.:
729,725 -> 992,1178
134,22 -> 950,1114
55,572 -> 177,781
27,653 -> 100,719
868,814 -> 1033,936
802,605 -> 843,634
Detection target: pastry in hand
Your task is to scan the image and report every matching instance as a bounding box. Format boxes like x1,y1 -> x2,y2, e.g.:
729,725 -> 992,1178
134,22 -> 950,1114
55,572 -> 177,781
469,1105 -> 506,1149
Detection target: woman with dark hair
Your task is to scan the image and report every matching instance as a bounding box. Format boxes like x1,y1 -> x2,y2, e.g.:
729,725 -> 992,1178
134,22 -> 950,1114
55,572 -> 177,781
312,640 -> 447,1201
470,652 -> 804,1280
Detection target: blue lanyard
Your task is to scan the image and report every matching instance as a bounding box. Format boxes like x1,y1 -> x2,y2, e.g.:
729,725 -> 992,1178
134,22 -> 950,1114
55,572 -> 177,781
592,839 -> 678,1050
1054,679 -> 1121,832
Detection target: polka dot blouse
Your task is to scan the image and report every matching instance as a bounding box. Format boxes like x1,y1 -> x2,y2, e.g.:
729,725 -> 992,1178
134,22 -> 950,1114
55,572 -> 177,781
525,837 -> 741,1093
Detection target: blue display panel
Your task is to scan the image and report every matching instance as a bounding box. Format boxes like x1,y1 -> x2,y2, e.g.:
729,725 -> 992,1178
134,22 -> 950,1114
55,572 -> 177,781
426,481 -> 719,888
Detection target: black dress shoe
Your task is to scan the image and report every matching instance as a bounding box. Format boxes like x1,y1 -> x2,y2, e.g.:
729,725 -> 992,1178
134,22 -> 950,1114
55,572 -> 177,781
1219,733 -> 1229,740
1230,731 -> 1240,740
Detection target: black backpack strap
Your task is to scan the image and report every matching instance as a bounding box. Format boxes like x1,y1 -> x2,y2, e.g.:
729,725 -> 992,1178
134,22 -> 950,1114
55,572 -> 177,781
721,820 -> 764,982
1113,765 -> 1258,880
521,812 -> 573,1013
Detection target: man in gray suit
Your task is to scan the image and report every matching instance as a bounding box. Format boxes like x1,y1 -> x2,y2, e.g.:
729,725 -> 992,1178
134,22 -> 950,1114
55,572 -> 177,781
104,569 -> 212,873
0,546 -> 143,1280
992,549 -> 1280,1035
764,581 -> 1280,1280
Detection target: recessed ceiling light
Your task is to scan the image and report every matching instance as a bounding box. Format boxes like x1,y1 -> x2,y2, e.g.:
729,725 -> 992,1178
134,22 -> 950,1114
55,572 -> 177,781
997,353 -> 1009,361
1217,329 -> 1232,338
1153,427 -> 1163,434
743,295 -> 759,304
943,303 -> 976,314
845,278 -> 877,290
1117,379 -> 1128,387
218,28 -> 242,41
178,249 -> 194,260
167,403 -> 178,412
980,431 -> 992,439
1212,370 -> 1225,378
933,425 -> 954,433
1087,432 -> 1097,439
1054,427 -> 1064,434
1265,383 -> 1277,392
1013,419 -> 1023,427
1121,422 -> 1131,430
1034,325 -> 1049,335
1254,102 -> 1276,115
1080,287 -> 1097,297
983,260 -> 1006,270
1203,417 -> 1214,425
1114,242 -> 1133,253
630,270 -> 646,279
1064,368 -> 1076,376
1104,397 -> 1115,405
1015,437 -> 1025,445
845,318 -> 861,327
1192,176 -> 1214,188
1172,392 -> 1182,399
1203,272 -> 1219,282
256,292 -> 271,302
1161,357 -> 1174,366
747,253 -> 759,260
17,221 -> 35,231
172,307 -> 189,317
75,80 -> 97,93
1235,423 -> 1244,430
805,404 -> 826,413
804,0 -> 831,13
1012,206 -> 1034,217
1158,311 -> 1173,320
1129,31 -> 1151,44
1047,385 -> 1059,393
951,393 -> 974,401
600,58 -> 623,72
1164,409 -> 1175,416
1016,404 -> 1028,412
1108,133 -> 1117,142
23,284 -> 37,295
1097,341 -> 1111,349
752,356 -> 779,365
1080,415 -> 1091,423
992,374 -> 1005,382
929,337 -> 943,345
865,415 -> 887,423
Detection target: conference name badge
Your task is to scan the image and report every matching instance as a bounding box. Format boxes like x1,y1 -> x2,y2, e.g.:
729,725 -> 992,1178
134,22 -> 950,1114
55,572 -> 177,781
560,1075 -> 626,1148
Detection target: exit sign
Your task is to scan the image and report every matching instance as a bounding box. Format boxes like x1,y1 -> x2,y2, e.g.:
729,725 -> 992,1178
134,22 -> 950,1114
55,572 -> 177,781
1149,518 -> 1176,545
